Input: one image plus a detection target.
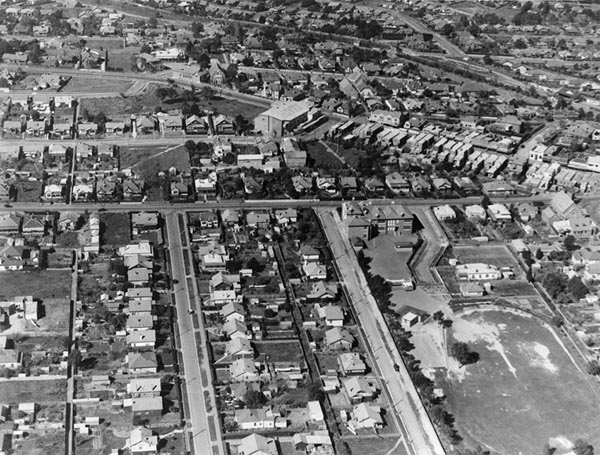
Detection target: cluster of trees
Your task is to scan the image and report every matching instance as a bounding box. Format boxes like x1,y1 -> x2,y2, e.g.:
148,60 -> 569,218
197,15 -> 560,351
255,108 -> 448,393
356,251 -> 392,313
541,271 -> 588,301
387,315 -> 462,444
450,342 -> 480,367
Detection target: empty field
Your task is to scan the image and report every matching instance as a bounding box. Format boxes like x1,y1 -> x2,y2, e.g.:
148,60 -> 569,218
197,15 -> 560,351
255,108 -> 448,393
306,141 -> 345,169
129,144 -> 191,180
452,245 -> 518,268
440,309 -> 600,454
0,270 -> 71,300
65,77 -> 133,94
99,212 -> 130,245
254,341 -> 304,363
0,378 -> 67,404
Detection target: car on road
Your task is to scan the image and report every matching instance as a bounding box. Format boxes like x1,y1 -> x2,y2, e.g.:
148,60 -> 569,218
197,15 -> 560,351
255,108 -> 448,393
188,309 -> 195,314
393,364 -> 400,372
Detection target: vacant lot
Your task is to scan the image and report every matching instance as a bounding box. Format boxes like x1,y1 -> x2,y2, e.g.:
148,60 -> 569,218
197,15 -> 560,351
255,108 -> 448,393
0,378 -> 67,404
254,341 -> 304,363
306,141 -> 344,169
196,95 -> 265,119
441,309 -> 600,454
131,144 -> 191,180
452,245 -> 519,269
65,77 -> 133,94
13,431 -> 65,455
346,437 -> 407,455
79,88 -> 160,118
120,144 -> 172,169
99,212 -> 130,245
0,270 -> 71,300
15,180 -> 43,202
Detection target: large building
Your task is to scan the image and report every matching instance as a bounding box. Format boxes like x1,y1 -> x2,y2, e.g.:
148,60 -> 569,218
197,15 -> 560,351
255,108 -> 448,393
254,100 -> 311,137
342,202 -> 414,240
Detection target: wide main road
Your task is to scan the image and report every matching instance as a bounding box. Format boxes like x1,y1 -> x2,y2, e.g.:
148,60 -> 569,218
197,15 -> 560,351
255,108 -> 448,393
165,212 -> 223,455
318,208 -> 446,455
0,194 -> 550,214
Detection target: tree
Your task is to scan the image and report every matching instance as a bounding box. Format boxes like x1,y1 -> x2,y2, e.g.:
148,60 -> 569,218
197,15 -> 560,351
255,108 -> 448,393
246,257 -> 265,273
481,195 -> 490,209
587,361 -> 600,376
243,390 -> 266,408
483,54 -> 494,65
568,276 -> 588,300
191,21 -> 204,37
573,439 -> 594,455
451,342 -> 479,367
535,248 -> 543,260
563,235 -> 578,251
542,272 -> 568,299
184,140 -> 197,153
306,381 -> 325,402
148,15 -> 158,28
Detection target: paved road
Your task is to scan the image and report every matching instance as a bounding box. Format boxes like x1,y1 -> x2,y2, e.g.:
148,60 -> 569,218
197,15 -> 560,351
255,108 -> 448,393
0,194 -> 550,214
165,212 -> 222,455
318,208 -> 446,455
409,207 -> 449,285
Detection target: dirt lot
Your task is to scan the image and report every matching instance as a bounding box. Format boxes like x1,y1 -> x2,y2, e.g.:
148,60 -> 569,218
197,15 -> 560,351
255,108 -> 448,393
0,270 -> 71,300
441,309 -> 600,454
65,77 -> 133,94
120,144 -> 173,169
13,431 -> 65,455
99,212 -> 130,245
345,437 -> 407,455
0,378 -> 67,404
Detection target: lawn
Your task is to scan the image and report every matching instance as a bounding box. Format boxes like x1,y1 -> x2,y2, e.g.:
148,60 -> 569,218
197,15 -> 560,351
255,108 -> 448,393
440,309 -> 600,454
0,378 -> 67,404
99,212 -> 130,246
65,77 -> 133,94
0,270 -> 71,300
305,141 -> 345,170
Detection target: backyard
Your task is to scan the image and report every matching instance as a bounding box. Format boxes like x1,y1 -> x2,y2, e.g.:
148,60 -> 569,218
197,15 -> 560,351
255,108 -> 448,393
0,378 -> 67,404
99,212 -> 130,246
439,309 -> 600,454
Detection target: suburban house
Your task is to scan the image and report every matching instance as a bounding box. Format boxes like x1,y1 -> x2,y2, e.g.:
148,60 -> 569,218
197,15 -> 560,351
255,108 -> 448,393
127,352 -> 158,374
127,426 -> 158,454
455,263 -> 502,281
325,327 -> 355,350
343,377 -> 378,402
337,352 -> 366,375
237,433 -> 279,455
316,304 -> 344,327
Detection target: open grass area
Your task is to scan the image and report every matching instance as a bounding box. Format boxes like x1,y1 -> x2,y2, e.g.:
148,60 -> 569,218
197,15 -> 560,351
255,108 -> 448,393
0,270 -> 71,300
305,141 -> 344,169
452,245 -> 519,269
120,144 -> 172,169
0,378 -> 67,404
345,437 -> 407,455
65,77 -> 133,94
254,341 -> 304,363
196,95 -> 265,119
79,86 -> 161,118
13,431 -> 65,455
441,309 -> 600,454
15,180 -> 42,202
99,212 -> 130,246
131,144 -> 191,181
